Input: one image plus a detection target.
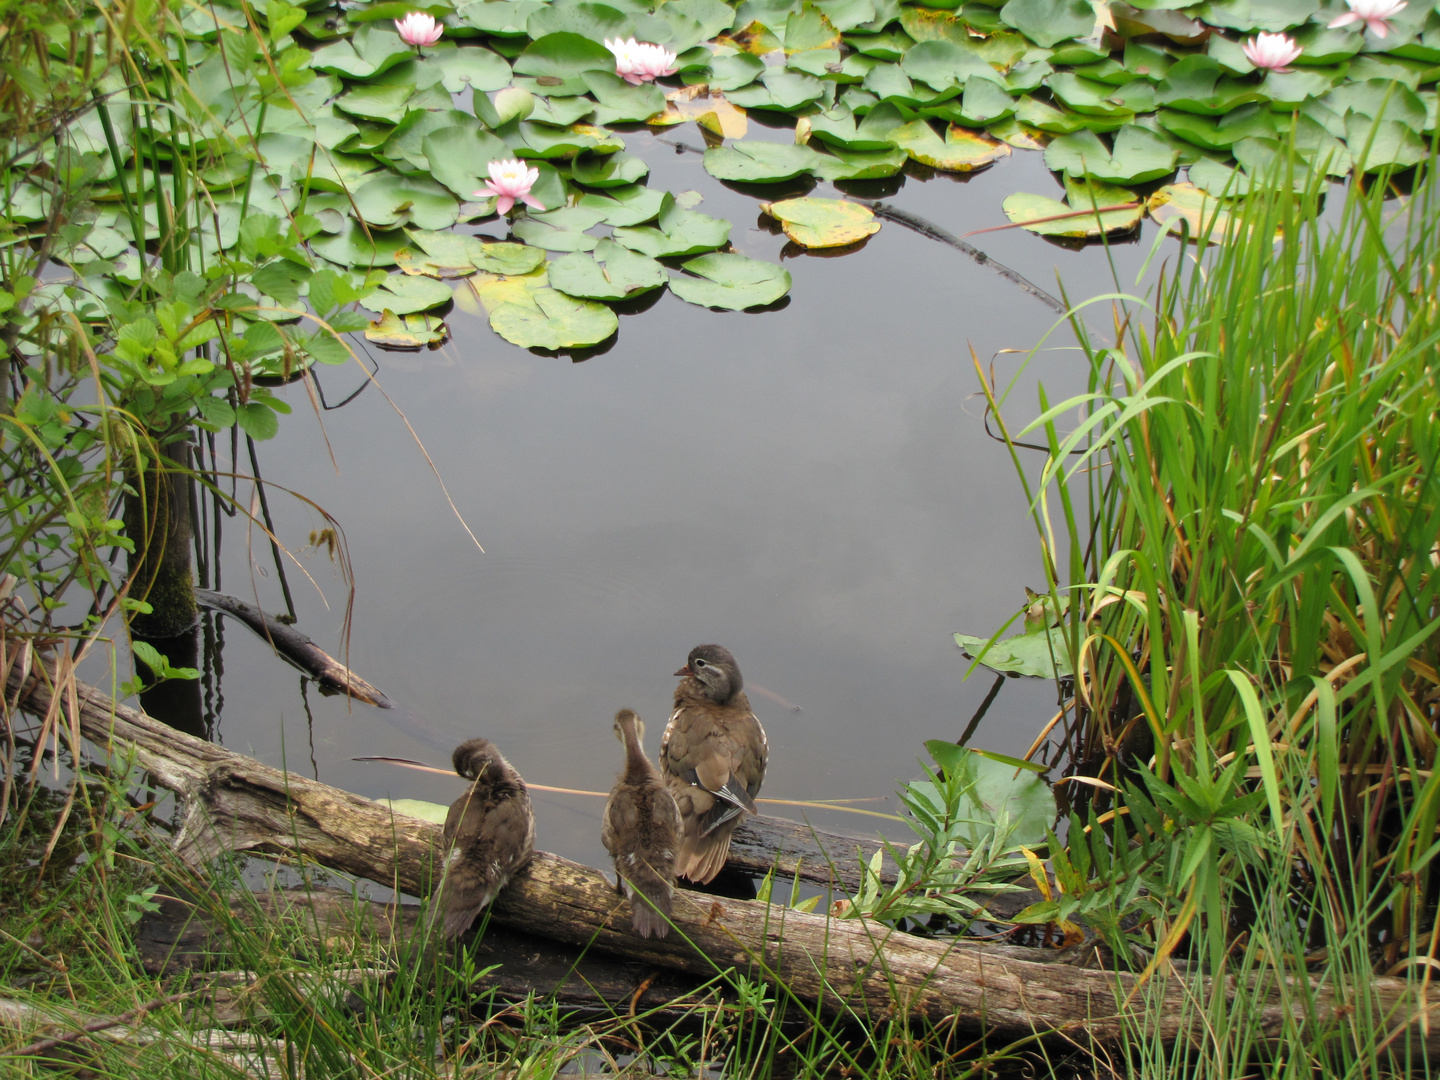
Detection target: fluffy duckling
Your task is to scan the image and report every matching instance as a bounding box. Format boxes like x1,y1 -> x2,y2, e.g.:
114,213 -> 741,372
602,709 -> 683,938
439,738 -> 535,940
660,645 -> 768,884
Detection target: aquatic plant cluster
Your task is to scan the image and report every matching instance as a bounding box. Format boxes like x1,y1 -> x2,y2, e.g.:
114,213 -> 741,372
13,0 -> 1439,359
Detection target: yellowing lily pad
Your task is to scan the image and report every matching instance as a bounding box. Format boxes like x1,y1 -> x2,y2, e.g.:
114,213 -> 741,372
761,197 -> 880,248
657,86 -> 750,139
1002,179 -> 1141,238
365,309 -> 448,348
488,288 -> 619,349
468,266 -> 550,312
1146,183 -> 1243,243
891,122 -> 1012,172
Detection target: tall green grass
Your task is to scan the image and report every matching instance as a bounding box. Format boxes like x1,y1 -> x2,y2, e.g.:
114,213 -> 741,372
986,155 -> 1440,1076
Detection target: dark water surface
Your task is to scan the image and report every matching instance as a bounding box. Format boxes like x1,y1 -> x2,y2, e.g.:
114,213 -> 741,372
152,133 -> 1167,871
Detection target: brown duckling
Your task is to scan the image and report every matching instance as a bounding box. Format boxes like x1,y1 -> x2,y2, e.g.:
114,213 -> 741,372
438,738 -> 535,940
660,645 -> 768,884
602,709 -> 683,938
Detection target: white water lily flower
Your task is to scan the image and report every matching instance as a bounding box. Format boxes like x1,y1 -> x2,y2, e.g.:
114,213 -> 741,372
475,159 -> 545,215
1328,0 -> 1407,38
394,12 -> 444,47
603,37 -> 679,85
1241,32 -> 1302,72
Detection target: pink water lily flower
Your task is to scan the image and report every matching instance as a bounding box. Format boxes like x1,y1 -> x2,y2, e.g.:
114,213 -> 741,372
394,11 -> 444,47
1242,32 -> 1302,72
475,159 -> 545,215
603,37 -> 679,85
1328,0 -> 1407,37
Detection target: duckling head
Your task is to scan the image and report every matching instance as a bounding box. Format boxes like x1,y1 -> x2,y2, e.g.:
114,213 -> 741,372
613,708 -> 645,746
452,737 -> 508,783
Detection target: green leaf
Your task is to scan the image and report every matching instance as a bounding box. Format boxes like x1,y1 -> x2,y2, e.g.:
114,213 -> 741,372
1000,0 -> 1095,48
612,197 -> 732,257
310,221 -> 411,267
334,82 -> 416,123
437,46 -> 514,93
577,184 -> 667,225
571,150 -> 650,188
422,125 -> 513,199
703,140 -> 822,183
351,174 -> 460,231
583,70 -> 668,124
489,288 -> 619,348
1044,127 -> 1178,184
728,68 -> 828,110
362,273 -> 454,314
365,309 -> 449,347
527,1 -> 635,42
511,205 -> 607,251
1155,56 -> 1266,116
891,121 -> 1012,171
954,625 -> 1074,678
1001,183 -> 1141,238
399,231 -> 548,276
548,238 -> 668,300
237,401 -> 281,440
669,252 -> 791,309
761,196 -> 880,247
513,32 -> 617,94
311,22 -> 414,79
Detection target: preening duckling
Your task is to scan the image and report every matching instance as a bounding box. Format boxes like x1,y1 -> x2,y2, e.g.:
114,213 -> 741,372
602,709 -> 682,938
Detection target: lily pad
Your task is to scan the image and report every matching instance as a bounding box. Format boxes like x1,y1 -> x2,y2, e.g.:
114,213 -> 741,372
954,627 -> 1073,679
351,174 -> 461,232
489,288 -> 619,348
398,231 -> 547,277
421,126 -> 514,200
999,0 -> 1095,49
1146,182 -> 1243,242
548,238 -> 668,300
578,184 -> 668,225
571,150 -> 651,188
362,273 -> 455,315
311,221 -> 411,267
891,121 -> 1012,171
612,197 -> 732,257
511,206 -> 608,252
1002,181 -> 1142,238
669,252 -> 791,309
704,140 -> 822,183
1044,127 -> 1179,184
761,197 -> 880,247
365,309 -> 449,347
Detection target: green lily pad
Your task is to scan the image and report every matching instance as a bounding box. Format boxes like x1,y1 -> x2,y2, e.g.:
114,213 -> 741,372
669,252 -> 791,309
489,288 -> 619,348
362,273 -> 455,315
571,149 -> 650,188
578,184 -> 668,225
728,67 -> 828,110
351,174 -> 461,232
704,140 -> 822,182
809,142 -> 909,178
1044,127 -> 1179,184
1047,73 -> 1137,118
1156,56 -> 1267,116
695,51 -> 766,91
334,82 -> 417,123
421,125 -> 513,199
365,309 -> 449,347
785,4 -> 843,51
1002,180 -> 1142,238
436,46 -> 514,93
999,0 -> 1095,49
311,23 -> 415,79
900,39 -> 997,91
612,198 -> 732,257
548,238 -> 668,300
1146,182 -> 1244,242
311,221 -> 411,267
526,1 -> 636,42
583,70 -> 669,124
513,31 -> 617,93
806,101 -> 906,150
1198,0 -> 1320,32
386,798 -> 450,824
398,231 -> 547,277
954,626 -> 1073,679
511,206 -> 607,251
761,196 -> 880,247
891,121 -> 1012,171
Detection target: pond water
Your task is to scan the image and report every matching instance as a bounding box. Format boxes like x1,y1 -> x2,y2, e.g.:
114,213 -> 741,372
133,132 -> 1165,873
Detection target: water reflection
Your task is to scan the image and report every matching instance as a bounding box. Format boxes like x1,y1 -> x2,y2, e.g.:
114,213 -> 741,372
142,134 -> 1163,873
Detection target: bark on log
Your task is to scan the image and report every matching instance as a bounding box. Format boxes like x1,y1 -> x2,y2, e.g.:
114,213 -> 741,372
7,646 -> 1437,1053
194,589 -> 391,709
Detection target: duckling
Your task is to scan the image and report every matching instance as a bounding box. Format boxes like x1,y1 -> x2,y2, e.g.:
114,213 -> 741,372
602,709 -> 682,938
660,645 -> 768,884
438,738 -> 535,940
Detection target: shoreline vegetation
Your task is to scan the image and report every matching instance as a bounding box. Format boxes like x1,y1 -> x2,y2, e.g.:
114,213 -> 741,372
3,0 -> 1440,1075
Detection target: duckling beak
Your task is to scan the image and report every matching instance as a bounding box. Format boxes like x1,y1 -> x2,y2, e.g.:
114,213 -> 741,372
674,664 -> 693,677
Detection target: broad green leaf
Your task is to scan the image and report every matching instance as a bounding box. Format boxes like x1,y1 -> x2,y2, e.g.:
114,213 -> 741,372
310,221 -> 410,267
761,196 -> 880,247
583,70 -> 669,124
578,184 -> 668,225
695,52 -> 765,91
362,273 -> 454,314
669,252 -> 790,309
548,238 -> 668,300
511,206 -> 607,251
571,149 -> 650,187
1156,56 -> 1266,116
489,288 -> 619,348
703,140 -> 822,182
809,142 -> 909,179
513,31 -> 617,94
728,67 -> 828,110
334,82 -> 416,123
954,627 -> 1074,678
1044,127 -> 1178,184
1001,182 -> 1142,238
422,125 -> 513,199
785,4 -> 843,51
526,1 -> 635,42
891,121 -> 1012,171
311,23 -> 414,78
386,798 -> 450,824
437,47 -> 514,93
351,174 -> 460,231
365,309 -> 449,347
1197,0 -> 1320,32
1146,182 -> 1244,242
1000,0 -> 1095,48
612,201 -> 732,257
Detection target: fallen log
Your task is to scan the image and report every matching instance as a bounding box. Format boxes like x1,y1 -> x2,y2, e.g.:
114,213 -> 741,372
194,589 -> 391,709
7,645 -> 1437,1053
